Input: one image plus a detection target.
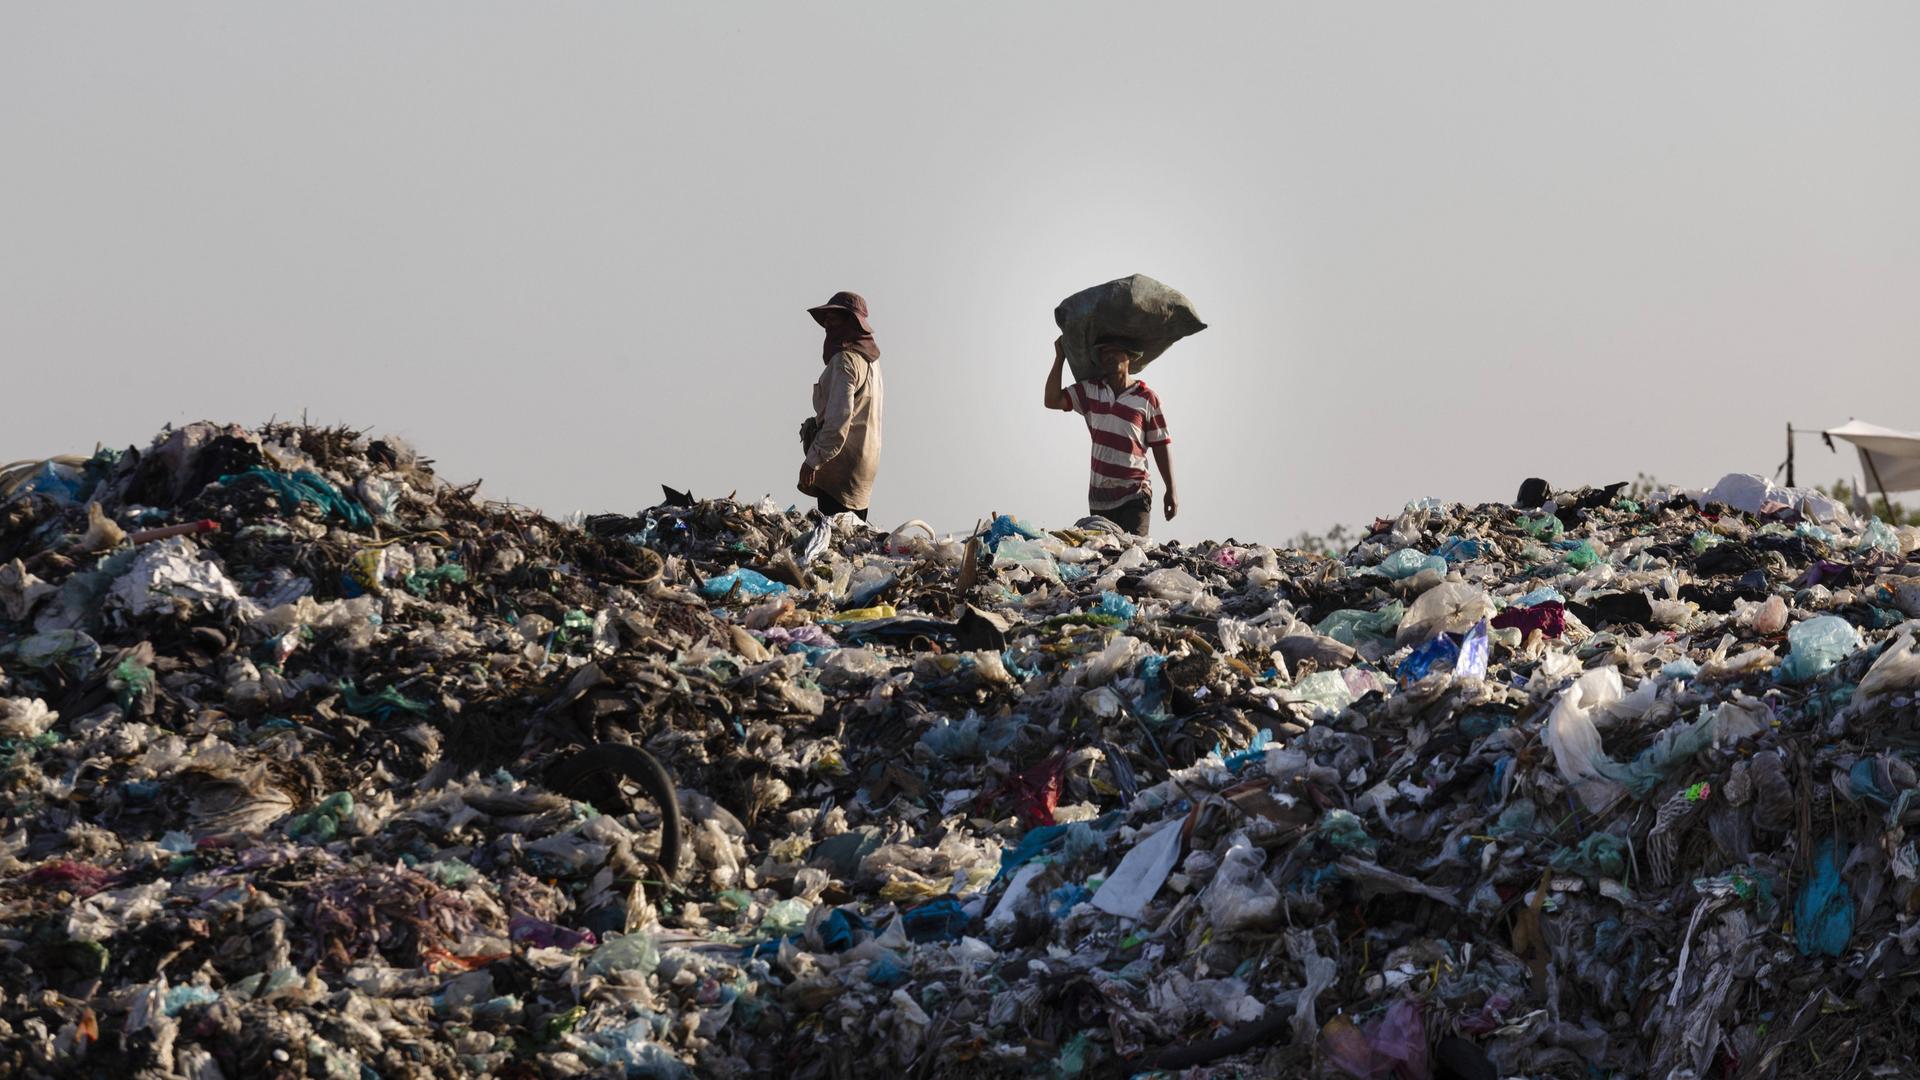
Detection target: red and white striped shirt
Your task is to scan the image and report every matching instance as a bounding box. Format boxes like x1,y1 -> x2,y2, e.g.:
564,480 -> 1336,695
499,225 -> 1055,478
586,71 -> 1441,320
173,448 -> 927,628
1064,379 -> 1171,510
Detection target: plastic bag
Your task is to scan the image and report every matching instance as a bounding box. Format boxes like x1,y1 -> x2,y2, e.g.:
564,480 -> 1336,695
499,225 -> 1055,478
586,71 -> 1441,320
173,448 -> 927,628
1545,671 -> 1627,812
1090,820 -> 1182,921
1291,669 -> 1358,718
1397,621 -> 1489,685
1776,615 -> 1862,684
1315,603 -> 1405,648
1054,274 -> 1207,383
1397,582 -> 1494,646
1374,549 -> 1447,581
818,648 -> 894,688
700,568 -> 786,599
1321,998 -> 1429,1080
1794,837 -> 1854,957
1858,518 -> 1900,555
1083,636 -> 1149,686
1201,832 -> 1279,932
1140,567 -> 1206,604
1733,594 -> 1788,635
1854,628 -> 1920,704
993,538 -> 1061,583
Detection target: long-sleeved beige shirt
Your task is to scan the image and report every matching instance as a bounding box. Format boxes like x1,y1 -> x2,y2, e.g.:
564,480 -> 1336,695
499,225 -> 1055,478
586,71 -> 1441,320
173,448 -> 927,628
804,350 -> 884,510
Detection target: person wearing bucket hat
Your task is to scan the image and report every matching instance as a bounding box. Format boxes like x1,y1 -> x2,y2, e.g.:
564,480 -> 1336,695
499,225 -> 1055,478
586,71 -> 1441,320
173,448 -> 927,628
798,291 -> 885,520
1043,333 -> 1177,537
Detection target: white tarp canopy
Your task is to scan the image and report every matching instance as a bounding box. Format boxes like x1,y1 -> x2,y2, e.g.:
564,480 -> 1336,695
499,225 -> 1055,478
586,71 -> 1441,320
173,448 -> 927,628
1825,419 -> 1920,494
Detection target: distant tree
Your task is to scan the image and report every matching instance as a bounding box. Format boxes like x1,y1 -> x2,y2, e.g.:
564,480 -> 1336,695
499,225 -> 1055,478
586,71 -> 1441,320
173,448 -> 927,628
1285,522 -> 1356,557
1627,472 -> 1667,501
1817,478 -> 1919,525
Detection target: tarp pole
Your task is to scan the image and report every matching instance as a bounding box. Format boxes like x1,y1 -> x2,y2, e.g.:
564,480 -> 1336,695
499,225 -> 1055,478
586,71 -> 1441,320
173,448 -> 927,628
1786,422 -> 1795,488
1863,448 -> 1893,521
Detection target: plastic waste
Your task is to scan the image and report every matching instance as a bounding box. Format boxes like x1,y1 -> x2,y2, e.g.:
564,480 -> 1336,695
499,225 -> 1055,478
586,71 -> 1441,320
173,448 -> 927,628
1374,548 -> 1447,581
1794,838 -> 1855,957
1090,820 -> 1182,921
1397,621 -> 1488,685
1854,628 -> 1920,705
1315,602 -> 1405,649
1201,833 -> 1279,933
1397,582 -> 1494,646
9,419 -> 1920,1078
1733,594 -> 1788,634
700,568 -> 787,599
1859,518 -> 1901,555
1140,567 -> 1206,604
1777,615 -> 1863,684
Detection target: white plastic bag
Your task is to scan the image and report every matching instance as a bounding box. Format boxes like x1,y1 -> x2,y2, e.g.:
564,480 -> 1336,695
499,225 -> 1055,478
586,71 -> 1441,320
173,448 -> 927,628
1397,582 -> 1494,646
1545,672 -> 1627,812
1201,832 -> 1280,933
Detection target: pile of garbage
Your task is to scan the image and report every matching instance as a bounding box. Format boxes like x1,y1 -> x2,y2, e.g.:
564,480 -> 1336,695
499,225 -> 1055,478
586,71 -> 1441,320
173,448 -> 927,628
5,424 -> 1920,1079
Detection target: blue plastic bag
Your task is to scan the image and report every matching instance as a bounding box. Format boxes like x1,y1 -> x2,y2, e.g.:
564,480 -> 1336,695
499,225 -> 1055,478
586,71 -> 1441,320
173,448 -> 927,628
221,467 -> 373,528
1374,549 -> 1447,580
1777,615 -> 1862,684
1434,536 -> 1490,564
700,568 -> 787,599
1222,729 -> 1272,773
867,952 -> 910,987
902,897 -> 971,942
1794,837 -> 1854,957
1456,620 -> 1489,677
1512,585 -> 1566,608
995,824 -> 1071,882
983,515 -> 1044,553
1398,621 -> 1487,686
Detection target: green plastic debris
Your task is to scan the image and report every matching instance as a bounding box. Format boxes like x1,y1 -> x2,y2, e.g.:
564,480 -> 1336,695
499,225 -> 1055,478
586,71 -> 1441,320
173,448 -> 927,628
1551,832 -> 1629,880
759,898 -> 811,937
1291,669 -> 1358,717
422,859 -> 479,887
1315,602 -> 1405,648
219,467 -> 372,528
1054,1031 -> 1092,1077
336,680 -> 433,722
110,658 -> 154,711
1562,540 -> 1601,570
586,932 -> 660,978
540,1005 -> 587,1042
1523,515 -> 1565,540
402,563 -> 468,596
285,791 -> 354,842
1317,808 -> 1377,853
1491,798 -> 1537,835
1374,548 -> 1447,580
62,939 -> 110,978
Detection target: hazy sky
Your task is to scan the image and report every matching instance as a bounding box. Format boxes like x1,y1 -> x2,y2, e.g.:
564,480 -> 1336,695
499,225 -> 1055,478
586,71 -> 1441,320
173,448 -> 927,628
7,4 -> 1919,544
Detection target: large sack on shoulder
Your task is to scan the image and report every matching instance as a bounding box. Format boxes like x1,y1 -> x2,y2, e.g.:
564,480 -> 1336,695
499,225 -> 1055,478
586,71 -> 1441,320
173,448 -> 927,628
1055,274 -> 1207,383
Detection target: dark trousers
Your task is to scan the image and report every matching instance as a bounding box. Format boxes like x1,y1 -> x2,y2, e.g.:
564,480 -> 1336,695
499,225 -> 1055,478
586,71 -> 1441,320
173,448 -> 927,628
1100,496 -> 1151,537
818,494 -> 868,521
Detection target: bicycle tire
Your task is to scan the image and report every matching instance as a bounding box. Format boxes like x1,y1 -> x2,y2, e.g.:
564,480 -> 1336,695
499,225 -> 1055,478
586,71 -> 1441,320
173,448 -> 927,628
547,743 -> 684,879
